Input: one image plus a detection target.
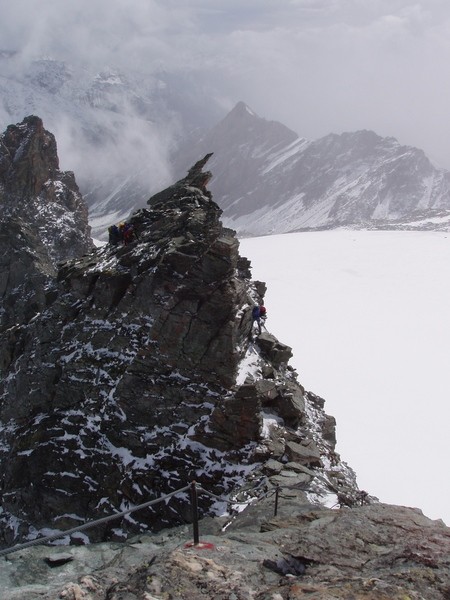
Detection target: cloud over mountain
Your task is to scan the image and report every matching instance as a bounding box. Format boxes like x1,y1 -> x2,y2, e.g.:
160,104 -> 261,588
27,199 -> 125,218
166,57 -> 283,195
2,0 -> 450,170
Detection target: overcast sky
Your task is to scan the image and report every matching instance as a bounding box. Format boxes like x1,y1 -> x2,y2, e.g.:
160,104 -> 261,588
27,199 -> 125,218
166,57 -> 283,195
1,0 -> 450,167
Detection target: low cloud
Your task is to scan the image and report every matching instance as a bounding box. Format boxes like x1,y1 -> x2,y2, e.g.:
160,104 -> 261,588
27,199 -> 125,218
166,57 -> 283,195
2,0 -> 450,170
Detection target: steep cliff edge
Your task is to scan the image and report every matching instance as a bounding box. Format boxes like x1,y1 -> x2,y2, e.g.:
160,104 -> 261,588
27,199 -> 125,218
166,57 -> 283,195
0,120 -> 359,548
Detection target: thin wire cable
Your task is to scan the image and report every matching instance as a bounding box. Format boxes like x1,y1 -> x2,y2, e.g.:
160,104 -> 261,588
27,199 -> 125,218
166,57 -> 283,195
197,482 -> 274,505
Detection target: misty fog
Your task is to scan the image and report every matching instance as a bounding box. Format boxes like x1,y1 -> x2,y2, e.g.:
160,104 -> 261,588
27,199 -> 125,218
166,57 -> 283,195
1,0 -> 450,200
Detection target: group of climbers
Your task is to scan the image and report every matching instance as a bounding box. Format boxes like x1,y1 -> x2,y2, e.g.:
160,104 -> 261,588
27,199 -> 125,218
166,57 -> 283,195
108,222 -> 136,246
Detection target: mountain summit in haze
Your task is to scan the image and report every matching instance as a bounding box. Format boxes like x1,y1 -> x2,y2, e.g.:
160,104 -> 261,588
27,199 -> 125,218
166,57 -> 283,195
177,102 -> 450,236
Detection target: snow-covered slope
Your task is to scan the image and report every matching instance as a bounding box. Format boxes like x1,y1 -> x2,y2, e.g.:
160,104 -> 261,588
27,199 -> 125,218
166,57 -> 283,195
241,229 -> 450,526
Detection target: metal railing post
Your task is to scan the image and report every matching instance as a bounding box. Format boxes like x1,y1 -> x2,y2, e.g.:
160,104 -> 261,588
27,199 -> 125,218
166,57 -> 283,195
274,484 -> 280,517
190,481 -> 199,545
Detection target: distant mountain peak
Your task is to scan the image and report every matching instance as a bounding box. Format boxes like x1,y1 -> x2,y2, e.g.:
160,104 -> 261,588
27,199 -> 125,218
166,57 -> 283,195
216,101 -> 262,129
173,109 -> 450,234
230,100 -> 257,116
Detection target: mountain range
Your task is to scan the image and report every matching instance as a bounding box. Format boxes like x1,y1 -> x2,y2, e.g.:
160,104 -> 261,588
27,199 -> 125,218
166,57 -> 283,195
2,55 -> 450,240
177,101 -> 450,236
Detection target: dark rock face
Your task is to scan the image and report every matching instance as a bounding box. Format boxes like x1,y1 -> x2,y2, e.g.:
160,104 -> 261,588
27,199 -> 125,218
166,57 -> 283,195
0,217 -> 55,330
256,332 -> 293,368
0,145 -> 357,547
0,116 -> 93,330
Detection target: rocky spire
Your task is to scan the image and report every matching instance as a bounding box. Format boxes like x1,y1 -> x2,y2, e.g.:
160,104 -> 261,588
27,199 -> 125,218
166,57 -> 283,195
184,152 -> 214,192
0,117 -> 93,331
146,152 -> 214,206
0,115 -> 59,198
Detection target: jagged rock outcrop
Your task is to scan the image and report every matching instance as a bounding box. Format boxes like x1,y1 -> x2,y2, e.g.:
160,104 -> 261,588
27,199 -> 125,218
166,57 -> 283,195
0,142 -> 359,548
0,116 -> 93,330
0,217 -> 55,330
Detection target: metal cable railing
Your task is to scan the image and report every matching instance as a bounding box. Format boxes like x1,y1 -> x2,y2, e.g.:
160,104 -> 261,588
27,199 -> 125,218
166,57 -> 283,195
0,484 -> 191,558
0,478 -> 368,557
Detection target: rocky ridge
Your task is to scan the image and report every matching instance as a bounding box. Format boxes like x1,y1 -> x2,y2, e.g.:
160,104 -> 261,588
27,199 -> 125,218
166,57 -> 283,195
0,121 -> 360,550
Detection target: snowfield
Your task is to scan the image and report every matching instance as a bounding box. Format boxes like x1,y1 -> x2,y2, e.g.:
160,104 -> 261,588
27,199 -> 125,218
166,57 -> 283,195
241,229 -> 450,526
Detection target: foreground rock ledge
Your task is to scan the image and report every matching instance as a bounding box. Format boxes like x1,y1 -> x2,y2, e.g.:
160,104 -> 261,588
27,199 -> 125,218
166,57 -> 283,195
3,502 -> 450,600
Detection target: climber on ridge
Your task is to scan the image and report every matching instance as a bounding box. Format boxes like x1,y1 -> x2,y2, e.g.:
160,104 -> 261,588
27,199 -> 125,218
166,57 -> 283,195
108,224 -> 121,245
252,304 -> 267,335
